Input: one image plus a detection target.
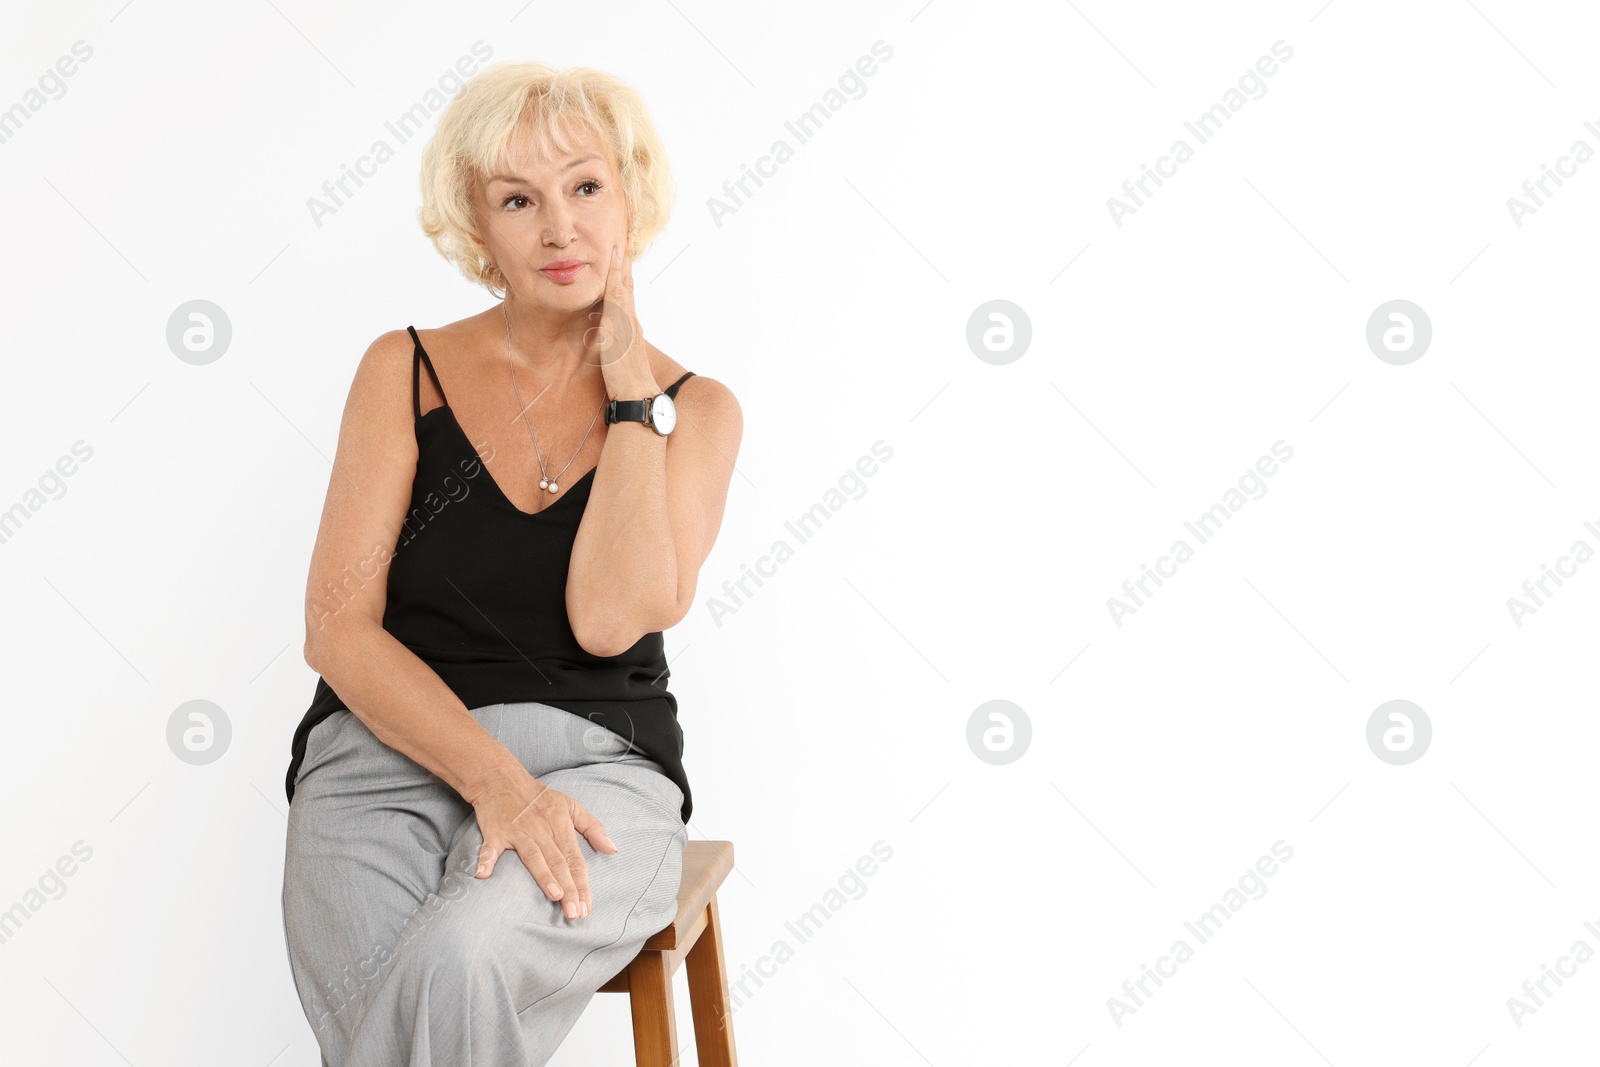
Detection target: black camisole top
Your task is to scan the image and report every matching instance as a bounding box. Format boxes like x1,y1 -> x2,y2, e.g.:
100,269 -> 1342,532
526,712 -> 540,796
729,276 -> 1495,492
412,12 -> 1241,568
284,326 -> 696,822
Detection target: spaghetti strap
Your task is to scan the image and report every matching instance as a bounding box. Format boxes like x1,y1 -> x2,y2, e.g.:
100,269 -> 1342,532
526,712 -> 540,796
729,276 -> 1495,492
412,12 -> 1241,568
664,371 -> 695,399
407,325 -> 448,420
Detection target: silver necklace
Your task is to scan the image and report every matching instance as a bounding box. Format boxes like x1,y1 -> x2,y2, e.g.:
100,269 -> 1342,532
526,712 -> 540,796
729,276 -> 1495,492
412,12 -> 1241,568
502,301 -> 606,494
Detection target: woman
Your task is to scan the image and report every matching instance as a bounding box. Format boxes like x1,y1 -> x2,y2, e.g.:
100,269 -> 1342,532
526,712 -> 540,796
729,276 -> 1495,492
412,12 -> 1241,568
280,62 -> 741,1067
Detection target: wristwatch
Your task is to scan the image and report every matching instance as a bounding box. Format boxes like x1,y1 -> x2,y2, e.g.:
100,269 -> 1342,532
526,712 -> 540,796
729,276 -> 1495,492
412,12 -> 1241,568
604,391 -> 677,436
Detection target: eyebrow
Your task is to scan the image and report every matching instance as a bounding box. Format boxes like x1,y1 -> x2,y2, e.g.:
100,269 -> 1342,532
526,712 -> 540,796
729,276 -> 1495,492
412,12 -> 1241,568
485,155 -> 600,184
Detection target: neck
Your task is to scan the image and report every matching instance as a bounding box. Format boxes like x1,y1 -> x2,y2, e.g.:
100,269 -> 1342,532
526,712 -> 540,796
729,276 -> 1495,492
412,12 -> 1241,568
499,294 -> 604,388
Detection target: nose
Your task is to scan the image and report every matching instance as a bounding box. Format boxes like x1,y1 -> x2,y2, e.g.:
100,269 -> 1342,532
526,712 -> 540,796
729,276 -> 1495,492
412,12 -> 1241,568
542,202 -> 577,245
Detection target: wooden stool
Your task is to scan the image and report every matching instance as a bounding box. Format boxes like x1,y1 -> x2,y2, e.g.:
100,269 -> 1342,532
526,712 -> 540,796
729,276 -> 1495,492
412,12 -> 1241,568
598,839 -> 739,1066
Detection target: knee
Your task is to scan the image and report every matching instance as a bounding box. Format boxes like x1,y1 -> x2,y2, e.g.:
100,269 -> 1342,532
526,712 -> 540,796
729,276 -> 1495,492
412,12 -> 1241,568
386,908 -> 525,1015
600,824 -> 686,933
395,887 -> 510,971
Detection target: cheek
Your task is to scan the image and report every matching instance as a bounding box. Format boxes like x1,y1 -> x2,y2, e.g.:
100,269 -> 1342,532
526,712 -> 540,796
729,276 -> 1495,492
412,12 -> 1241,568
485,219 -> 534,257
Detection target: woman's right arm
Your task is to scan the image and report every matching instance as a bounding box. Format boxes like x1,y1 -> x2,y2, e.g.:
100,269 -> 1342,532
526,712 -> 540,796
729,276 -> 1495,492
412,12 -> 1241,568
300,330 -> 513,799
299,331 -> 615,919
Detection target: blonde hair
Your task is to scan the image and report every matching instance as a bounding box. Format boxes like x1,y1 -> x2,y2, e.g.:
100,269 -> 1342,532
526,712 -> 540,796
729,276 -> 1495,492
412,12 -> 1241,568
418,62 -> 674,297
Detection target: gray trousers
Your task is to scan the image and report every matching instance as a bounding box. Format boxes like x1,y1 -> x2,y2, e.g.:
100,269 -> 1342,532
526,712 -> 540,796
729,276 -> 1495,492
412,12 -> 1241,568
281,701 -> 688,1067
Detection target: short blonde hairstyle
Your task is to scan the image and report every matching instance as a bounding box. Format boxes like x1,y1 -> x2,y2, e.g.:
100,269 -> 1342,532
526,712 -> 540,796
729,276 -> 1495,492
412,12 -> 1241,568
418,62 -> 674,297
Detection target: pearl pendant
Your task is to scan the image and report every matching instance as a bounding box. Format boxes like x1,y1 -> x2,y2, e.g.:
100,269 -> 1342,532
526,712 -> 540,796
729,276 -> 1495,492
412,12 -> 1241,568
539,478 -> 549,490
548,481 -> 559,493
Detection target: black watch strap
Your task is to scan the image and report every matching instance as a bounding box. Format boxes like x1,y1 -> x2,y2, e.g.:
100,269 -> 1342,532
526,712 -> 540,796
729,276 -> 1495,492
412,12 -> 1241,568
605,398 -> 650,425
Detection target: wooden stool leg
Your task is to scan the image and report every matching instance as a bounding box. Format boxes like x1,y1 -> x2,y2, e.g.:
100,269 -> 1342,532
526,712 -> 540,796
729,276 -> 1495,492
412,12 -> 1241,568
627,950 -> 679,1067
685,896 -> 739,1067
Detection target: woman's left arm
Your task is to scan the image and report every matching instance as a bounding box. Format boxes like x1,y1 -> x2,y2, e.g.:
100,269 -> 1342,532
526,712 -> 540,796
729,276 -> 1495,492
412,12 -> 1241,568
568,375 -> 741,654
567,245 -> 743,656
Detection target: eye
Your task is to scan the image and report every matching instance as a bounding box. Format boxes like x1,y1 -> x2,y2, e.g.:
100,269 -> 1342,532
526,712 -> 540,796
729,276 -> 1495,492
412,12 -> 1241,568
501,193 -> 530,210
577,180 -> 602,196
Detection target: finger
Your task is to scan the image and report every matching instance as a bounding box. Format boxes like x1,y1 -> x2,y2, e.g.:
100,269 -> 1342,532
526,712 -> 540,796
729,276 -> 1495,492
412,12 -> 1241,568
568,807 -> 612,919
610,244 -> 634,317
475,839 -> 503,879
561,834 -> 592,919
573,805 -> 619,855
545,842 -> 582,919
619,246 -> 635,310
509,830 -> 564,903
591,244 -> 625,368
547,838 -> 585,920
523,827 -> 582,918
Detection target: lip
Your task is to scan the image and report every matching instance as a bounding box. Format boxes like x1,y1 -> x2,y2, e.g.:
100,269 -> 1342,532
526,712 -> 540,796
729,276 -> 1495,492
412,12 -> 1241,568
539,260 -> 587,281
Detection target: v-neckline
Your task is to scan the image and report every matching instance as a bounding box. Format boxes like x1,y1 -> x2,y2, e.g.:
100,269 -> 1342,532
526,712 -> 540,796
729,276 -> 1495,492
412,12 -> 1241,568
423,404 -> 595,518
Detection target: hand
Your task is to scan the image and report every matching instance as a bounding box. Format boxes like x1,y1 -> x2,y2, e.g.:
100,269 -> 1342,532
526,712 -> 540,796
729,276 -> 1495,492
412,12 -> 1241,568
586,241 -> 658,400
468,764 -> 619,920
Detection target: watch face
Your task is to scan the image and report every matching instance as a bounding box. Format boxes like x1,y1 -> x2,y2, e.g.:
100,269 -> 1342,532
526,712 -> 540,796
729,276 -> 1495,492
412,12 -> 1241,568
651,392 -> 677,434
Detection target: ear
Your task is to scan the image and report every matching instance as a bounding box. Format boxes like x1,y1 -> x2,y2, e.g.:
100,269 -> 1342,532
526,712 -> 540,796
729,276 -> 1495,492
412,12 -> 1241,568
469,229 -> 497,272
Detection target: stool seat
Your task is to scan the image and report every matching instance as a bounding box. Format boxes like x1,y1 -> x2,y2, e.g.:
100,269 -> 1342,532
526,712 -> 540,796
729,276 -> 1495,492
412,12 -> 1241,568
598,839 -> 739,1065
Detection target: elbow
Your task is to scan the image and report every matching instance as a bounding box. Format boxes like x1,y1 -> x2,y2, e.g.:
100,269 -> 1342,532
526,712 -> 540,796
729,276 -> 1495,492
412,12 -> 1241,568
568,580 -> 685,658
303,621 -> 329,673
304,630 -> 335,675
572,621 -> 636,659
667,582 -> 695,630
304,611 -> 365,674
304,596 -> 350,673
570,604 -> 674,658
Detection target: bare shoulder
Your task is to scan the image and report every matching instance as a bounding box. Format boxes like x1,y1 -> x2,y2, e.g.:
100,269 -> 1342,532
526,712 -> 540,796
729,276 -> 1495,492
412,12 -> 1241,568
666,372 -> 741,487
344,329 -> 416,414
649,344 -> 741,436
405,308 -> 509,376
365,326 -> 415,363
332,328 -> 422,481
647,342 -> 736,406
675,372 -> 741,423
302,328 -> 423,643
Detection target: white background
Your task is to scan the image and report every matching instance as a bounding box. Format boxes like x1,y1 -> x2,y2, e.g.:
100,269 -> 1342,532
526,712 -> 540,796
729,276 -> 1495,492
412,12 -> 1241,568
2,1 -> 1598,1064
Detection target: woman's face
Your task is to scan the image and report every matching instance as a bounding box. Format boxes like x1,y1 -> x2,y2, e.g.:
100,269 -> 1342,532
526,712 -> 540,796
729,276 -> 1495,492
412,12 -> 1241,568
474,121 -> 628,309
